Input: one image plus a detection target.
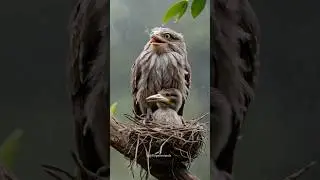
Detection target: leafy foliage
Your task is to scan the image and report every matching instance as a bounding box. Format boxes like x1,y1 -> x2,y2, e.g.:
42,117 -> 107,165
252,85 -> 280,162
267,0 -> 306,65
162,0 -> 188,24
0,129 -> 24,170
191,0 -> 206,18
162,0 -> 207,24
110,102 -> 118,116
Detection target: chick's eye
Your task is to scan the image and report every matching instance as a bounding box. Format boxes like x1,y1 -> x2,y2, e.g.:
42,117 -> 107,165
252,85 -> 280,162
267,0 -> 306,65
165,93 -> 170,96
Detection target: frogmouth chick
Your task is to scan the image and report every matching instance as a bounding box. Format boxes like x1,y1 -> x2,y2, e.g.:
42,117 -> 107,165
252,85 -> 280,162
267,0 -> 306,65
145,88 -> 186,126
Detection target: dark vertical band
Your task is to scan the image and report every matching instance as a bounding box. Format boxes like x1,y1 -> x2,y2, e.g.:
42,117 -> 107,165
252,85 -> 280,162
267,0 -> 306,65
210,0 -> 261,179
67,0 -> 110,179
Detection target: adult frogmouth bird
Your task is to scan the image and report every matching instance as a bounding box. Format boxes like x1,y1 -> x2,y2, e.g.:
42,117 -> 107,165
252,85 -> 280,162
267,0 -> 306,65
146,88 -> 185,126
131,27 -> 191,123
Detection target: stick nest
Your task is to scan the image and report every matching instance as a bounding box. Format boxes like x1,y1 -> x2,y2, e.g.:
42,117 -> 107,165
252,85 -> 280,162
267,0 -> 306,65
122,113 -> 208,169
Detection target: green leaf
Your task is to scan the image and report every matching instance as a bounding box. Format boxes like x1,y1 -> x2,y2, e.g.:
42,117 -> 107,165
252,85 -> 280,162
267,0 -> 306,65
191,0 -> 206,18
162,0 -> 189,24
0,129 -> 24,170
110,102 -> 118,116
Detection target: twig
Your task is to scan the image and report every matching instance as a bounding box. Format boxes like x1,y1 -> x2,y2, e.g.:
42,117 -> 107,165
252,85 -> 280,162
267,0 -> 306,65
190,113 -> 209,124
70,151 -> 107,180
41,164 -> 75,179
145,143 -> 151,180
43,169 -> 64,180
134,135 -> 140,166
282,161 -> 317,180
155,135 -> 173,155
0,164 -> 19,180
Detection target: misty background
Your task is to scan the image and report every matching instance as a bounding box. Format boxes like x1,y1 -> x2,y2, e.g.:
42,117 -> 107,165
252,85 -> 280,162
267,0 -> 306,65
0,0 -> 319,180
110,0 -> 210,179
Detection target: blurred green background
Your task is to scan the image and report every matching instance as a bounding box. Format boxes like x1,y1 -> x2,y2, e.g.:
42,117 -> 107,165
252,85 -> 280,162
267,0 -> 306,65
110,0 -> 210,179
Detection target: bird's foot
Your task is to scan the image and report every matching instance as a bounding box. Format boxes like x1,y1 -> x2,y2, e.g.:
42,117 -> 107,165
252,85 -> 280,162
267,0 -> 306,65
142,108 -> 153,125
143,112 -> 153,125
143,118 -> 153,125
180,116 -> 186,126
182,119 -> 186,126
142,119 -> 148,125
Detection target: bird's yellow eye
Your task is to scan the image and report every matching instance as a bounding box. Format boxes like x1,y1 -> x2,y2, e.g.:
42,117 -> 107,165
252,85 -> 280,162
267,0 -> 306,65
163,33 -> 171,39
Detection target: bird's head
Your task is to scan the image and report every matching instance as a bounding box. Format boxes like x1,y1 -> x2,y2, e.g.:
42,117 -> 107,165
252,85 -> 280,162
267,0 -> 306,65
146,88 -> 183,111
147,27 -> 186,54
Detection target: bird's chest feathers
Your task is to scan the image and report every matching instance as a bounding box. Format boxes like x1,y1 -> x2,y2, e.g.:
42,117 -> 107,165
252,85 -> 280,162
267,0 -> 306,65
153,108 -> 181,125
149,55 -> 183,88
137,54 -> 186,102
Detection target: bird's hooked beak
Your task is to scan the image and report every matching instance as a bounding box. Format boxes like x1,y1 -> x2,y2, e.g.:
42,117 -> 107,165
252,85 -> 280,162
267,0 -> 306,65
149,35 -> 167,45
149,35 -> 168,53
146,93 -> 170,104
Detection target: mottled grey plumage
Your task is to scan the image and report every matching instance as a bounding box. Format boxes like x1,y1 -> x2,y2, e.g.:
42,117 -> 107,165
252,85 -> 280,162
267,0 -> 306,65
131,27 -> 191,120
146,88 -> 184,126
